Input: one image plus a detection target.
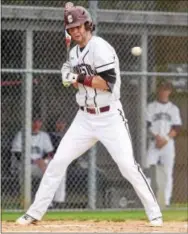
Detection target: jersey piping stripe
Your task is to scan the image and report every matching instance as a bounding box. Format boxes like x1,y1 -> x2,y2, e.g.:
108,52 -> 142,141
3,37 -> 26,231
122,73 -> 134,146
82,50 -> 89,107
76,46 -> 79,58
81,50 -> 97,107
96,61 -> 114,69
83,85 -> 88,106
82,50 -> 89,61
94,89 -> 97,107
118,108 -> 157,203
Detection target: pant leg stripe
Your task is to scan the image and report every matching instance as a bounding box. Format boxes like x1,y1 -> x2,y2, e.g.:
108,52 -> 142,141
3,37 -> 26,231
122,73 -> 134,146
137,164 -> 157,202
118,108 -> 157,203
117,108 -> 132,141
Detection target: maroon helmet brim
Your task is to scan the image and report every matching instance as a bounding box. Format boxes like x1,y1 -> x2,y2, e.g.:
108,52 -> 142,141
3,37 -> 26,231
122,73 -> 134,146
66,21 -> 86,29
66,22 -> 81,29
66,19 -> 85,29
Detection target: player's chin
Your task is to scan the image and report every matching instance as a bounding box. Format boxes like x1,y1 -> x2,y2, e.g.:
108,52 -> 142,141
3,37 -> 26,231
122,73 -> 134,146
73,36 -> 82,43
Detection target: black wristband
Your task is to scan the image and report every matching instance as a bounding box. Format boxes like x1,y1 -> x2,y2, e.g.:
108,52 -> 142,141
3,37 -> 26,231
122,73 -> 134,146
77,74 -> 94,87
77,74 -> 85,84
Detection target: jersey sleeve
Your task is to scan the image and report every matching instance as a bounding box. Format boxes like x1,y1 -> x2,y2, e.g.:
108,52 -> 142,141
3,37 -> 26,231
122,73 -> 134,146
172,106 -> 182,125
43,133 -> 54,154
11,131 -> 22,152
94,40 -> 115,73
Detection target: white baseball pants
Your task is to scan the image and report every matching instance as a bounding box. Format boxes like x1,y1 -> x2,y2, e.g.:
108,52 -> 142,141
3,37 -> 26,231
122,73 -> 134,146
27,101 -> 162,221
147,142 -> 175,206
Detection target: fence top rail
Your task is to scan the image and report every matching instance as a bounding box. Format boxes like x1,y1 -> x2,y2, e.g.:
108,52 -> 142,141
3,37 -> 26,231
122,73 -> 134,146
2,5 -> 188,26
1,69 -> 188,77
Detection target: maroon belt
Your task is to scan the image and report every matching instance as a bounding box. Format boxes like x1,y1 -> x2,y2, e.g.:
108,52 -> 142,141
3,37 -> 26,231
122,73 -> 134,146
80,106 -> 110,114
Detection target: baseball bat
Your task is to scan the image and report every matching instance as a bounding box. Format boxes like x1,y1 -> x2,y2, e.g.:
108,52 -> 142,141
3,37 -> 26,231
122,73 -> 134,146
63,30 -> 72,88
64,1 -> 73,59
63,2 -> 73,87
64,2 -> 74,59
65,30 -> 71,61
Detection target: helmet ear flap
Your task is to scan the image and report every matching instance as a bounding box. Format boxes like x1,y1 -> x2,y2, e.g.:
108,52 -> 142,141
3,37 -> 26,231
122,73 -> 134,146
85,22 -> 95,32
92,24 -> 96,32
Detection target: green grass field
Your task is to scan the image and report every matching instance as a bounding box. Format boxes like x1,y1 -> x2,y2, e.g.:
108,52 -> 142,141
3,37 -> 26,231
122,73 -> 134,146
2,210 -> 188,222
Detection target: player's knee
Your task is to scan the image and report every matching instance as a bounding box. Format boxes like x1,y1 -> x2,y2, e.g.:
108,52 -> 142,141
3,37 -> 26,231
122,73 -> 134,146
50,154 -> 71,168
46,158 -> 67,178
118,163 -> 135,177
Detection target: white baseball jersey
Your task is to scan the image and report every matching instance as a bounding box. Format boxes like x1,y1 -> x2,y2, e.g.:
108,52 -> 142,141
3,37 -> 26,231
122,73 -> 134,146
11,131 -> 54,160
147,101 -> 182,139
64,35 -> 121,107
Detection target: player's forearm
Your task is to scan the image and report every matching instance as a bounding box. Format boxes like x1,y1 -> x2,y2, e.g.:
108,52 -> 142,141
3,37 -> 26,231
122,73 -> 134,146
90,75 -> 109,90
62,71 -> 112,91
77,74 -> 109,90
167,126 -> 181,139
72,82 -> 78,89
167,129 -> 177,139
73,76 -> 108,90
34,159 -> 47,174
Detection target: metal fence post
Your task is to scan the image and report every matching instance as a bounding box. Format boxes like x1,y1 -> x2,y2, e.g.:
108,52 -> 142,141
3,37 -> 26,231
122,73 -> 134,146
140,29 -> 148,168
23,29 -> 33,210
88,0 -> 98,210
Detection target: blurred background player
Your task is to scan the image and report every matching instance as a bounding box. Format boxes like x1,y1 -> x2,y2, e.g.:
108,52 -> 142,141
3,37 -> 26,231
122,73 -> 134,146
49,117 -> 67,152
11,116 -> 66,205
146,81 -> 182,207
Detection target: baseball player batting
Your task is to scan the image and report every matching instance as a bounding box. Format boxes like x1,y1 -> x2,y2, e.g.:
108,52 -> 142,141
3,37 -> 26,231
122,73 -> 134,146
146,81 -> 182,207
16,2 -> 162,227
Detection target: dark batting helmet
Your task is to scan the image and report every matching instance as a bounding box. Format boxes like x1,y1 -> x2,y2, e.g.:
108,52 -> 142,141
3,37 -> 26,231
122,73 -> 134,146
64,3 -> 95,31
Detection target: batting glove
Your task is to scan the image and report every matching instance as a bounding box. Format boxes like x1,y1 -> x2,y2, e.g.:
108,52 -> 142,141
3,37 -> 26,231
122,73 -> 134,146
62,72 -> 78,87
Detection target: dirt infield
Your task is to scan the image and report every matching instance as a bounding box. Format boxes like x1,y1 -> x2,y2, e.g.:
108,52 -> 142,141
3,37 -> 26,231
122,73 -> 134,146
2,220 -> 187,233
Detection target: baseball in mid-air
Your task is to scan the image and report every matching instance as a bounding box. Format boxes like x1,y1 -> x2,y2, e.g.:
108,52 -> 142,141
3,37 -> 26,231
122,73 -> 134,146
131,47 -> 142,56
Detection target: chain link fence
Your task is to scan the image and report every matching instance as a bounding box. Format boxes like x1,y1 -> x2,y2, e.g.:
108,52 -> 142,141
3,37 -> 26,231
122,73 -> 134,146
2,0 -> 188,12
1,1 -> 188,211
